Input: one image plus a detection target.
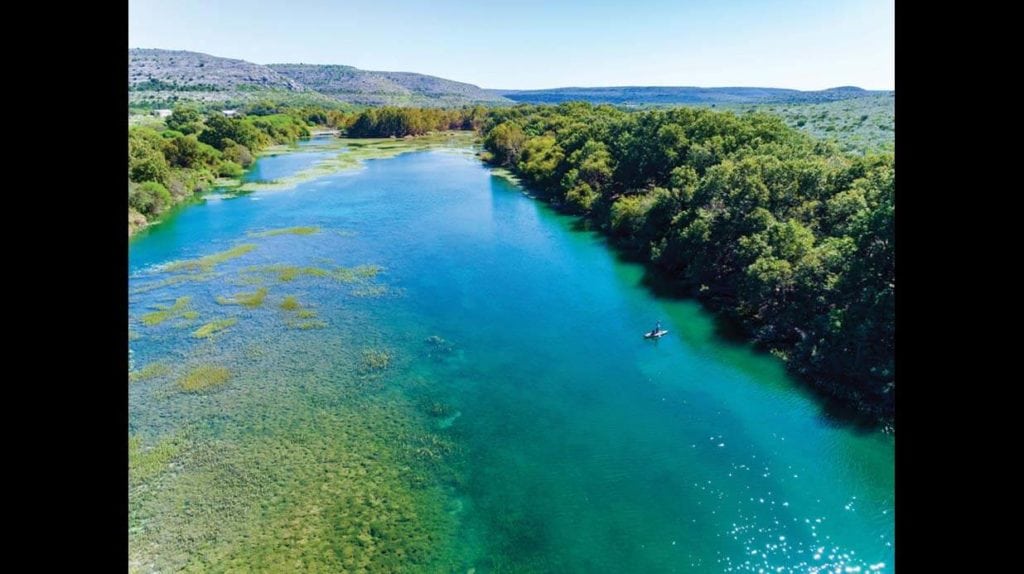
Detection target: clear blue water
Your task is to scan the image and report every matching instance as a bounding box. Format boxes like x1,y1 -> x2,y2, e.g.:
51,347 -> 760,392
129,139 -> 894,573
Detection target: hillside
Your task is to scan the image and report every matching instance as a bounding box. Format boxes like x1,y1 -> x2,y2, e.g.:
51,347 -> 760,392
128,49 -> 510,109
269,64 -> 511,107
128,49 -> 347,109
726,94 -> 895,154
493,85 -> 890,106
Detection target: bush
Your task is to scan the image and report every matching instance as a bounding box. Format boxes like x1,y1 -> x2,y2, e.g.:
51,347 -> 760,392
218,161 -> 244,178
129,181 -> 173,217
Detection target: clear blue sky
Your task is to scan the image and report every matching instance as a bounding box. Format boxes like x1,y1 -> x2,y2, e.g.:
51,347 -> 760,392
129,0 -> 894,91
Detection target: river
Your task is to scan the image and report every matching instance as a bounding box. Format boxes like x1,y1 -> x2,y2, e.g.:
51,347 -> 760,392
128,135 -> 894,573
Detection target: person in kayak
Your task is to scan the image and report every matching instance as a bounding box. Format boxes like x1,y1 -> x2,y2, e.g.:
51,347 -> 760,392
651,321 -> 662,336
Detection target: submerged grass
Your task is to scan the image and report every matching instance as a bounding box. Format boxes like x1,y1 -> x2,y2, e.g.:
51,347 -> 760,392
165,244 -> 257,273
140,296 -> 193,326
192,317 -> 238,339
179,365 -> 231,392
335,264 -> 381,283
279,296 -> 300,311
130,362 -> 171,383
352,284 -> 389,298
129,434 -> 185,486
248,226 -> 321,238
234,132 -> 477,194
216,287 -> 268,307
244,264 -> 331,282
288,319 -> 328,330
128,396 -> 462,572
360,348 -> 392,373
242,263 -> 378,284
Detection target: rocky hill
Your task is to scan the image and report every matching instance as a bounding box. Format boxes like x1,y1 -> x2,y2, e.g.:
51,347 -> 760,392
268,64 -> 510,107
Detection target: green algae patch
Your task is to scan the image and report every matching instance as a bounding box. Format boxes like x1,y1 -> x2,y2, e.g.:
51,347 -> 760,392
360,349 -> 392,373
249,226 -> 320,238
140,296 -> 193,326
179,365 -> 231,392
192,317 -> 238,339
129,434 -> 185,486
279,296 -> 300,311
216,287 -> 268,307
130,362 -> 171,383
296,309 -> 317,318
165,244 -> 257,273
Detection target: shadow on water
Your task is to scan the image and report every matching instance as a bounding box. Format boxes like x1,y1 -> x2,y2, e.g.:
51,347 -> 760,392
606,237 -> 890,434
520,188 -> 889,434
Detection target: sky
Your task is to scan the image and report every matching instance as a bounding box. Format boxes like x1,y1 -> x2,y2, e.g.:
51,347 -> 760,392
129,0 -> 894,91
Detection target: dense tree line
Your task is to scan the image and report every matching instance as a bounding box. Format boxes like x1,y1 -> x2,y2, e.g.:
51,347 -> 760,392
344,106 -> 489,137
128,106 -> 311,232
481,103 -> 894,427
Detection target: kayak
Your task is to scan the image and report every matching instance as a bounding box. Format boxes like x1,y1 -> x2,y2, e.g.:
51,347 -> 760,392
644,330 -> 669,339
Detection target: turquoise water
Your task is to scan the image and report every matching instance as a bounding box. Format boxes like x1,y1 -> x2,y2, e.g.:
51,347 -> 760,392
129,138 -> 894,573
242,139 -> 336,183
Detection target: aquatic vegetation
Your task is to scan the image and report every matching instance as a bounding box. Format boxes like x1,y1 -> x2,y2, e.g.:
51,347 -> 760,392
425,335 -> 455,355
130,362 -> 171,382
140,296 -> 193,326
335,264 -> 380,283
279,296 -> 321,327
244,264 -> 331,282
128,393 -> 461,572
360,349 -> 392,373
426,401 -> 453,418
179,365 -> 231,392
180,310 -> 200,320
241,263 -> 378,284
131,271 -> 218,295
165,244 -> 256,273
216,287 -> 268,307
287,319 -> 327,330
129,434 -> 184,486
352,284 -> 388,298
192,317 -> 238,338
248,226 -> 320,238
234,132 -> 477,194
409,433 -> 456,462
